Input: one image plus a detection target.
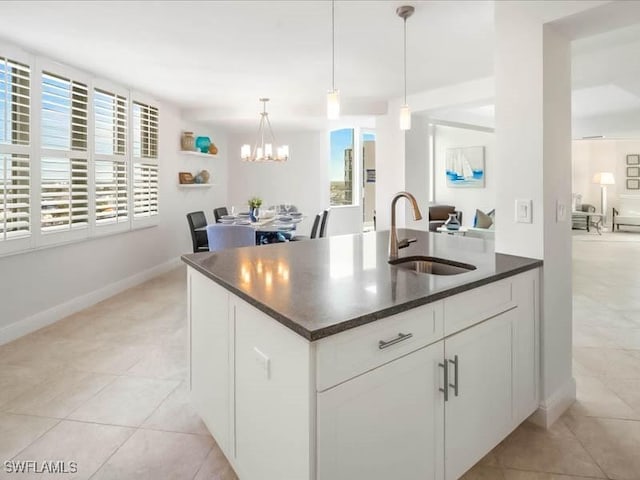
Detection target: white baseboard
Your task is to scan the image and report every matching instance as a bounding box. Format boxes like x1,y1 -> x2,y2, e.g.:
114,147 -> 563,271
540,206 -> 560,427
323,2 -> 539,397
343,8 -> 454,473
0,257 -> 183,346
528,377 -> 577,428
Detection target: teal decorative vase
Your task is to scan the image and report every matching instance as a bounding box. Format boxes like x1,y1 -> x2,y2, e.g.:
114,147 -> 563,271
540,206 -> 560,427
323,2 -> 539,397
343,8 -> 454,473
195,136 -> 211,153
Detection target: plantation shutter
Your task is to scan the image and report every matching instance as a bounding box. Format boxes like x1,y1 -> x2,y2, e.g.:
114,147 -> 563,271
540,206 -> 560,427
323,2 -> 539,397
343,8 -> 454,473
0,56 -> 31,243
133,163 -> 158,218
95,88 -> 128,226
132,100 -> 158,220
0,154 -> 30,240
40,71 -> 89,234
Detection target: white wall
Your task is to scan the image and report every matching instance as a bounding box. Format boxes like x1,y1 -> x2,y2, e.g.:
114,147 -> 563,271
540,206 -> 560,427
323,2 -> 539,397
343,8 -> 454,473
572,138 -> 640,215
404,116 -> 430,230
375,100 -> 406,231
226,130 -> 334,237
433,125 -> 495,226
0,104 -> 229,343
495,2 -> 574,428
375,78 -> 495,231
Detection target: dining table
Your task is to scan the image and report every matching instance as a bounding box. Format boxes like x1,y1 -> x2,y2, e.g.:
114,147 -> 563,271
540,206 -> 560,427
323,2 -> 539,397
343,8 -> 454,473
195,214 -> 304,245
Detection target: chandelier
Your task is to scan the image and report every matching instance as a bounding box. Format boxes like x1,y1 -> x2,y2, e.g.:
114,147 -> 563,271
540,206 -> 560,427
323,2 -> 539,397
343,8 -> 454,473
241,98 -> 289,162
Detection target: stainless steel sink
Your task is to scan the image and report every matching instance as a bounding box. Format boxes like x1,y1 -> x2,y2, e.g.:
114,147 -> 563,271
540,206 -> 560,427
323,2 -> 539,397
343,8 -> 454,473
389,256 -> 476,275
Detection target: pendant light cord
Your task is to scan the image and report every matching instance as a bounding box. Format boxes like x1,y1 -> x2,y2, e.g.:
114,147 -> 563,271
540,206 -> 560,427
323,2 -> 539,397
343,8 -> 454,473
403,16 -> 407,105
332,0 -> 335,91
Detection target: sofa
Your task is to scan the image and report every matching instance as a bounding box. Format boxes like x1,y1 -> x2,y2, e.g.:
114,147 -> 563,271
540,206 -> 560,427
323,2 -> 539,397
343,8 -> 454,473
428,205 -> 462,232
613,195 -> 640,231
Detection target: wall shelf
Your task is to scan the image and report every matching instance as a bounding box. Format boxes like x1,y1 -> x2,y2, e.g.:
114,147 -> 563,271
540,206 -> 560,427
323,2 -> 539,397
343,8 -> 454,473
179,150 -> 219,158
177,183 -> 213,189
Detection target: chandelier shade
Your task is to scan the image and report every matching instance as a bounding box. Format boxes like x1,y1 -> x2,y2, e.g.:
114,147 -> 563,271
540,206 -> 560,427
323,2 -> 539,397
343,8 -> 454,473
241,98 -> 289,162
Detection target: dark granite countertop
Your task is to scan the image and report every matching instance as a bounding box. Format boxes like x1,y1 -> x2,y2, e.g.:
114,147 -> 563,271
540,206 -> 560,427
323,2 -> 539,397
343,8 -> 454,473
181,229 -> 542,341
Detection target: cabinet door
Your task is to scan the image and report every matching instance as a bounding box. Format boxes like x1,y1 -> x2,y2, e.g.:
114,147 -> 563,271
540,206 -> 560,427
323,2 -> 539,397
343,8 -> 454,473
444,309 -> 514,480
189,269 -> 230,454
317,341 -> 445,480
234,299 -> 312,480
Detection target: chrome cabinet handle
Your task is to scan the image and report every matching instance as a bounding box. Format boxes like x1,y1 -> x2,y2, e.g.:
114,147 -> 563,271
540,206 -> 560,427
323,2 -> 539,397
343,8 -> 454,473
378,332 -> 413,350
439,360 -> 449,402
449,355 -> 459,397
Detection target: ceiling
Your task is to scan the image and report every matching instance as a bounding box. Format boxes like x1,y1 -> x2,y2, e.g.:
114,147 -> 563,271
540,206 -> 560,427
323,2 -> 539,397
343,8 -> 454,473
0,0 -> 494,130
426,17 -> 640,137
2,1 -> 639,134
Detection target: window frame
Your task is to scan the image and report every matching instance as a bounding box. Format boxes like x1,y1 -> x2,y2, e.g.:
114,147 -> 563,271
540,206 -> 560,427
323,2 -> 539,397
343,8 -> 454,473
37,58 -> 91,247
0,44 -> 33,256
329,127 -> 361,209
0,40 -> 160,258
92,78 -> 130,236
130,91 -> 159,229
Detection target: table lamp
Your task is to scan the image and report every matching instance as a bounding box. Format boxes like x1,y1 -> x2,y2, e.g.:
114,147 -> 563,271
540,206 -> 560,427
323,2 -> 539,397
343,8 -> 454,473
592,172 -> 615,229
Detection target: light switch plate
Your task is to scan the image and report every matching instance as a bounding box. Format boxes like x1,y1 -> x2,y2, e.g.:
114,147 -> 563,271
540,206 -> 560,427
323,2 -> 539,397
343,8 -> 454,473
556,200 -> 567,222
515,199 -> 532,223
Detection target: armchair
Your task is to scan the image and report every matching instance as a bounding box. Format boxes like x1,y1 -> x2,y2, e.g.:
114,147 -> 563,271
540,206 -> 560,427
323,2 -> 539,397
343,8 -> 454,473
572,203 -> 596,231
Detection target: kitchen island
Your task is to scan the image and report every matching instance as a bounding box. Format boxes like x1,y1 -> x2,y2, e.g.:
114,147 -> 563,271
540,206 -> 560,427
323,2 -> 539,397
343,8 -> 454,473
182,229 -> 542,480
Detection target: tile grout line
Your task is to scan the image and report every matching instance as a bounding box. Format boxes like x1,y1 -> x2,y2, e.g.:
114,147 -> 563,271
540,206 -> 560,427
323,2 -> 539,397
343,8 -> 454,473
501,464 -> 612,479
559,415 -> 612,480
189,444 -> 215,480
137,380 -> 183,429
87,424 -> 138,480
60,373 -> 122,421
8,415 -> 62,461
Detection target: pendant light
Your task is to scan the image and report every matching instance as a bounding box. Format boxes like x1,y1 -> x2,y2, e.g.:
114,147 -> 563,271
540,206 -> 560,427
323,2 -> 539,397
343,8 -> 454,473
241,98 -> 289,162
397,5 -> 414,130
327,0 -> 340,119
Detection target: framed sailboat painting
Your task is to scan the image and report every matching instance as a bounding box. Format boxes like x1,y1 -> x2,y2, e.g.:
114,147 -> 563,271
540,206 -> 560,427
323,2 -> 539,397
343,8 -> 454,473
445,146 -> 485,188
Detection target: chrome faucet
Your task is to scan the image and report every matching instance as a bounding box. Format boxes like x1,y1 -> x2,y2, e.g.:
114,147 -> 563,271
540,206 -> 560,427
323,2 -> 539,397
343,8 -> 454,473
389,191 -> 423,261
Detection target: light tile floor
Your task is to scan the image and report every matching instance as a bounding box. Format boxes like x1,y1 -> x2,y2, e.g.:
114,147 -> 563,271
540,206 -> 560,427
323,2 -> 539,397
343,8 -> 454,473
0,235 -> 639,479
463,234 -> 640,480
0,268 -> 236,480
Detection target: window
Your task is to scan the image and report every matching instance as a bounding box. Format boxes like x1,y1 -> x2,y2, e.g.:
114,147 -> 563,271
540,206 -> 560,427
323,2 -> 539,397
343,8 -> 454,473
133,163 -> 158,218
330,128 -> 355,206
0,56 -> 30,244
0,42 -> 161,255
133,101 -> 158,159
0,153 -> 30,241
132,101 -> 158,220
0,57 -> 29,146
40,71 -> 89,234
94,88 -> 128,226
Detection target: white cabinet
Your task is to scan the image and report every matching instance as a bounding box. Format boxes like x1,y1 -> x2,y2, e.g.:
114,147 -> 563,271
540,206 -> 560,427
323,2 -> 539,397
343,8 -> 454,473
233,299 -> 312,480
317,342 -> 445,480
188,269 -> 231,454
188,266 -> 540,480
316,301 -> 444,391
444,309 -> 515,480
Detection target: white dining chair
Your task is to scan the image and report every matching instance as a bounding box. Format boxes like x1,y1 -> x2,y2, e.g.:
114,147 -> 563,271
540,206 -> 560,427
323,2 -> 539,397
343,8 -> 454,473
206,225 -> 256,252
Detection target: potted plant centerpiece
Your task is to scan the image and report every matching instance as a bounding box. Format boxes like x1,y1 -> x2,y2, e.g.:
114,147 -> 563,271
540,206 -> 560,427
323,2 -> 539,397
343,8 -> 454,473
248,197 -> 263,222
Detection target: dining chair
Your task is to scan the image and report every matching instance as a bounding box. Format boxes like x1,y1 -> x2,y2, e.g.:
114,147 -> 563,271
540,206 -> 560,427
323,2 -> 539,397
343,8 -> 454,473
213,206 -> 229,223
290,213 -> 321,241
186,211 -> 209,253
206,224 -> 256,252
319,208 -> 330,238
